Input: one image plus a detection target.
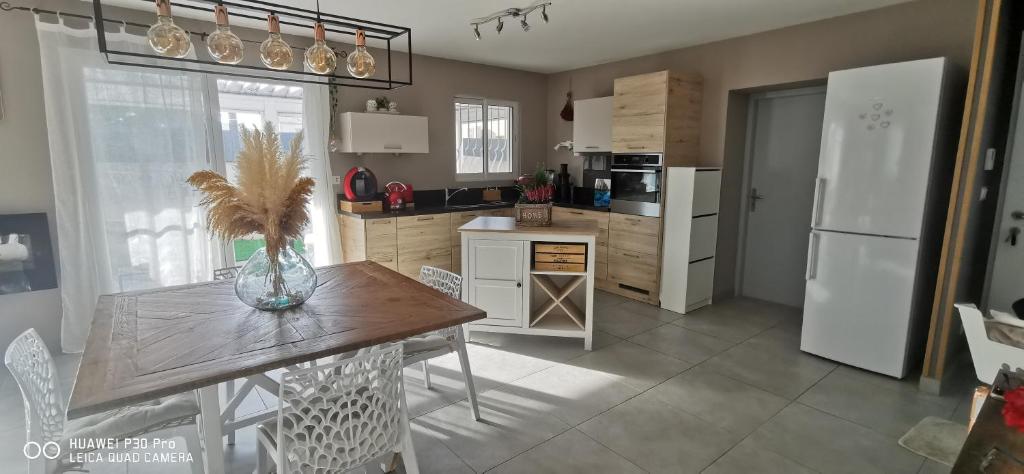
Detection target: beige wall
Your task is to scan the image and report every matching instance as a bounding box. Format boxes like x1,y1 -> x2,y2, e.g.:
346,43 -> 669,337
544,0 -> 977,299
0,3 -> 63,351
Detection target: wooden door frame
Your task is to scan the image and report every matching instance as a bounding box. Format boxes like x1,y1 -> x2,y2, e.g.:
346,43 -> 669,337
734,86 -> 827,297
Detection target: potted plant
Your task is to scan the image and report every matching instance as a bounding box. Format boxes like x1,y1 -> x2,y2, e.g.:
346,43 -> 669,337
188,123 -> 318,311
515,167 -> 555,226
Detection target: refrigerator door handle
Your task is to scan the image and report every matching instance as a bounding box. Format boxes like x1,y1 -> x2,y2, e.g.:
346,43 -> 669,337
805,232 -> 820,280
811,177 -> 826,227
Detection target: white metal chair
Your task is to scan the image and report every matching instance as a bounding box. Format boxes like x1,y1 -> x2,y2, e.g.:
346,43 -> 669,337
255,344 -> 419,474
406,266 -> 480,420
956,303 -> 1024,383
4,328 -> 203,474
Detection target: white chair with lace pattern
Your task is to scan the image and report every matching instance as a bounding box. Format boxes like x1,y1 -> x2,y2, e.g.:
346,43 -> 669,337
5,328 -> 203,474
255,344 -> 419,474
403,265 -> 480,420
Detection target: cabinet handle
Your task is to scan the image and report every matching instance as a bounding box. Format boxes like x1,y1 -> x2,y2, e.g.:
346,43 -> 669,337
627,145 -> 646,150
584,146 -> 600,149
623,252 -> 640,258
417,216 -> 434,221
570,210 -> 583,215
383,144 -> 403,150
517,282 -> 522,288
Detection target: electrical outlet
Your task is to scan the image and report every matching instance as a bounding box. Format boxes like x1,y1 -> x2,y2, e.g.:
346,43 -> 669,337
332,176 -> 341,185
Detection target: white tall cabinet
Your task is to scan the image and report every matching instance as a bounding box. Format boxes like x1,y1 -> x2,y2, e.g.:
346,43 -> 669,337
573,97 -> 613,152
660,167 -> 722,313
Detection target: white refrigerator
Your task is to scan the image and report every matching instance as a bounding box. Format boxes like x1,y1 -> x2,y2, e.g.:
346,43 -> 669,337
800,58 -> 956,378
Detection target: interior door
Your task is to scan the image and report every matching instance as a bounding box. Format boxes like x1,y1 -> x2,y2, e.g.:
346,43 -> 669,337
987,88 -> 1024,313
467,239 -> 525,327
813,58 -> 946,238
801,230 -> 920,378
740,89 -> 826,307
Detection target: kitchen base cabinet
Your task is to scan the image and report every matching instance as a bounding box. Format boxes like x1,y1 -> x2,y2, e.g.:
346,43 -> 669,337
397,214 -> 452,279
460,216 -> 598,350
339,215 -> 399,270
606,213 -> 662,305
552,207 -> 610,287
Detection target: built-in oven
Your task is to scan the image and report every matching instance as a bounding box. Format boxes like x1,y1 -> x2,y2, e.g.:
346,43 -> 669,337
610,154 -> 663,217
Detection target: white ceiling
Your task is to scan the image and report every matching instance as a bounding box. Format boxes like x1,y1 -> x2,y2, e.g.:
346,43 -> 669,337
99,0 -> 912,73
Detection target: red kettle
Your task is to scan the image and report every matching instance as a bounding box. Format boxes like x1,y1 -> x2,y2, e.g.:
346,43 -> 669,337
384,182 -> 413,210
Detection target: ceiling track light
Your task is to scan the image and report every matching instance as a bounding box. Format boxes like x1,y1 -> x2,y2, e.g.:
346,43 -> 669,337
470,0 -> 551,40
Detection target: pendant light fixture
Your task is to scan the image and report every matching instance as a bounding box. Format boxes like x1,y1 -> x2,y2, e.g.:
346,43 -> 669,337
206,4 -> 244,64
147,0 -> 192,58
304,1 -> 337,74
346,30 -> 376,78
260,13 -> 294,70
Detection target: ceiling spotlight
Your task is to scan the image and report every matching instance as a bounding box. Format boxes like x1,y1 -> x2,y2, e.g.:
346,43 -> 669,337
470,1 -> 551,39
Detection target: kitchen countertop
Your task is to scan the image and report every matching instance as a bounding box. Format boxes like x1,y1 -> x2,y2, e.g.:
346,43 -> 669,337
339,201 -> 610,219
459,216 -> 600,236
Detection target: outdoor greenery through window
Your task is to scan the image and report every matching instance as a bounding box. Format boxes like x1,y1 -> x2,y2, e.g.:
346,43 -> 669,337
454,97 -> 517,180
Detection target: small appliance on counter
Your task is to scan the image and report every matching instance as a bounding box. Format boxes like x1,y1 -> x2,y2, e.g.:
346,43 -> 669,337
482,187 -> 502,202
384,181 -> 414,211
556,163 -> 573,203
339,166 -> 383,214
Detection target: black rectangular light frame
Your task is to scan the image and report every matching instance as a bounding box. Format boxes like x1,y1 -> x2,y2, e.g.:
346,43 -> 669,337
92,0 -> 413,90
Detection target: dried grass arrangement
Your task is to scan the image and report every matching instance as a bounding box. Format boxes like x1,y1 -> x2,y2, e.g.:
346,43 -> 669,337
188,122 -> 314,294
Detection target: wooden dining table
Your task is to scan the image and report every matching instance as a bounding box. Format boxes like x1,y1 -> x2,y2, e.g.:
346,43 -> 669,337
67,261 -> 486,474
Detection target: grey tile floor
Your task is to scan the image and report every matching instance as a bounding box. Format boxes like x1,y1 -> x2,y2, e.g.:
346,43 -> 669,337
0,291 -> 976,473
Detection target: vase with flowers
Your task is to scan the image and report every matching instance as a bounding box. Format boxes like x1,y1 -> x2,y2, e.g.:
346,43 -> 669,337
514,167 -> 555,226
188,123 -> 318,311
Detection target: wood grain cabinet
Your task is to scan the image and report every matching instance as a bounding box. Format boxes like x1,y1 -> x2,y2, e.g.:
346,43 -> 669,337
552,207 -> 609,283
573,97 -> 613,152
339,215 -> 399,270
397,214 -> 452,279
607,213 -> 662,304
612,70 -> 703,166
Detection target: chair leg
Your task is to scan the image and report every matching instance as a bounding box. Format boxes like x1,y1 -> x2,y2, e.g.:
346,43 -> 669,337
224,379 -> 236,445
455,326 -> 481,421
255,441 -> 268,474
398,382 -> 420,474
183,425 -> 205,474
421,360 -> 432,389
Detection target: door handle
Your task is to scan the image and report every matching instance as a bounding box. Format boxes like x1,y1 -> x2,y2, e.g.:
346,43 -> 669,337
516,282 -> 522,288
749,188 -> 765,212
811,178 -> 826,227
1007,227 -> 1021,246
805,232 -> 820,280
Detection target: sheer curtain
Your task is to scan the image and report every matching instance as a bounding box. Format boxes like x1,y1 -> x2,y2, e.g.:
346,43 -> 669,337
301,82 -> 342,267
36,18 -> 219,352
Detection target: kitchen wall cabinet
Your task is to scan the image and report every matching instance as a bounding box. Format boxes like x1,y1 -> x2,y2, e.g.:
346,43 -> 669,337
573,97 -> 613,152
612,70 -> 703,166
339,112 -> 429,155
660,167 -> 721,313
396,214 -> 451,279
551,207 -> 609,283
465,239 -> 526,327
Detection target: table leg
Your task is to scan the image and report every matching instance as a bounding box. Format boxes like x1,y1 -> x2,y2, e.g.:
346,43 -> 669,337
198,385 -> 225,474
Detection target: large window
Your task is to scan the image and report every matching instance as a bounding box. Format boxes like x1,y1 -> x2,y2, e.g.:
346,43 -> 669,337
454,97 -> 517,181
213,79 -> 316,266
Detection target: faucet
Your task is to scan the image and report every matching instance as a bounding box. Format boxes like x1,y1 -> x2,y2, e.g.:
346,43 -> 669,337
444,187 -> 469,207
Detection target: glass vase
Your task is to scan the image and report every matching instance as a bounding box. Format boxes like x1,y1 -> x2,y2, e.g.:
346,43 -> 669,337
235,246 -> 317,311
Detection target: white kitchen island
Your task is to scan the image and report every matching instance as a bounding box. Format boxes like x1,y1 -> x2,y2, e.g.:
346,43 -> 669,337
459,216 -> 598,350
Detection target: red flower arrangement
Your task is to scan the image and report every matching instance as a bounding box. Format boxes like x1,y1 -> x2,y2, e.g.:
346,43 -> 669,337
1003,387 -> 1024,432
516,167 -> 555,204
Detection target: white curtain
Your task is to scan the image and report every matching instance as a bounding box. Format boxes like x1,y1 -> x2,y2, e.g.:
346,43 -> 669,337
301,82 -> 342,267
36,18 -> 219,352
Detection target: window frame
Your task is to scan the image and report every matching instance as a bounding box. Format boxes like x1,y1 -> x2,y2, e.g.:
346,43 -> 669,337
453,96 -> 519,182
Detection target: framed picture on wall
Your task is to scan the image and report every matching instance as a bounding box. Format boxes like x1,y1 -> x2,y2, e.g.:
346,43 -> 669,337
0,213 -> 57,295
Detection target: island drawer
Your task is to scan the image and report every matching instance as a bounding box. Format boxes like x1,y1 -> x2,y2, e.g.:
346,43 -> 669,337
534,243 -> 586,254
